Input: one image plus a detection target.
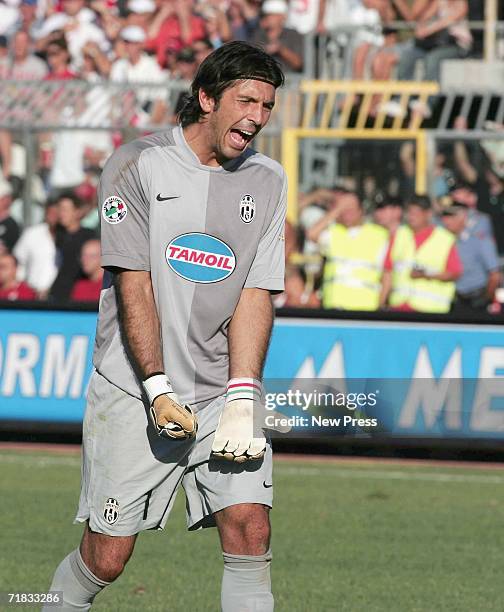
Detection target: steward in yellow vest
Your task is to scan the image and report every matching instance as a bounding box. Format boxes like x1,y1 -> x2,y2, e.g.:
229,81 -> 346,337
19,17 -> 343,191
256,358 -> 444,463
381,195 -> 463,313
307,191 -> 389,310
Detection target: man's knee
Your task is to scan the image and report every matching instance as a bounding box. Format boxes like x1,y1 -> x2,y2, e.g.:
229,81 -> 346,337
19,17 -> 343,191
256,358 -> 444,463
216,504 -> 271,555
80,524 -> 136,583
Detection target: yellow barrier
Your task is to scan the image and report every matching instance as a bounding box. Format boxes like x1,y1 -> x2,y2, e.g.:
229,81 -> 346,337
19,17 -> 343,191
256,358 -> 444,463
283,80 -> 437,224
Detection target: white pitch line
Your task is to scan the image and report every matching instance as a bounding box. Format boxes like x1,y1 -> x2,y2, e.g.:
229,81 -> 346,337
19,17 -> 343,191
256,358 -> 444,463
274,465 -> 504,485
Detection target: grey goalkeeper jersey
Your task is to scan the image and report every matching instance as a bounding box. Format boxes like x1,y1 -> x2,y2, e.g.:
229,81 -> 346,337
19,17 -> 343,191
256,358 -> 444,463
94,126 -> 286,407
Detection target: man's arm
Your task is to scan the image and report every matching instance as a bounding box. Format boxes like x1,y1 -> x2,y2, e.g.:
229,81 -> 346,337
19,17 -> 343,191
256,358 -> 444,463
228,287 -> 274,380
115,270 -> 163,379
116,269 -> 197,439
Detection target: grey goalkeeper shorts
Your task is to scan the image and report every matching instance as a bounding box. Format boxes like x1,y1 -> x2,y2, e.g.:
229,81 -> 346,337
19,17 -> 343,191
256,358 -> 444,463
75,370 -> 273,536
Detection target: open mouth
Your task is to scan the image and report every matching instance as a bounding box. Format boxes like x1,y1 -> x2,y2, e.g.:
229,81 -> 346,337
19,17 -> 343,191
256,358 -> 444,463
229,128 -> 255,149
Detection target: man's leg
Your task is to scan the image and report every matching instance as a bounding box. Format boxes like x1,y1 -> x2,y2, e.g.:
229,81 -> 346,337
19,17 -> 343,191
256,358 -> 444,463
215,503 -> 273,612
43,524 -> 136,611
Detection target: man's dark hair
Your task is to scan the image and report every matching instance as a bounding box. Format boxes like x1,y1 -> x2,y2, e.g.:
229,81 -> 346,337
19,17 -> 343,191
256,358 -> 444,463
56,190 -> 84,209
407,194 -> 431,210
178,41 -> 284,127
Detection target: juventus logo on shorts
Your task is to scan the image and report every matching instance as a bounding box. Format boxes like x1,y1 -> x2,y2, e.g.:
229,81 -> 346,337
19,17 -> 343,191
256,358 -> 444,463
103,497 -> 119,525
240,194 -> 255,223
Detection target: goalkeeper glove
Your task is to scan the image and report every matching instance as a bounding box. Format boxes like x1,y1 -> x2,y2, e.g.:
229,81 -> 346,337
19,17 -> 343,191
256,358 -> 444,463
211,378 -> 289,463
143,373 -> 197,440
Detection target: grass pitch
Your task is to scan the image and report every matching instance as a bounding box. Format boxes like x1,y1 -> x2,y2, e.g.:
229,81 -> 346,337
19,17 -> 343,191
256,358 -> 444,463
2,448 -> 504,612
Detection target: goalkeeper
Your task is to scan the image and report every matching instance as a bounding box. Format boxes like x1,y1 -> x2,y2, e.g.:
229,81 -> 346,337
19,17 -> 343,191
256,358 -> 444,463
44,41 -> 287,612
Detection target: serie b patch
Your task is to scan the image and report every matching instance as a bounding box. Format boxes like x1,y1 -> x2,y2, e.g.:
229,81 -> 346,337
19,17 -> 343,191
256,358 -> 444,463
103,497 -> 119,525
102,196 -> 127,225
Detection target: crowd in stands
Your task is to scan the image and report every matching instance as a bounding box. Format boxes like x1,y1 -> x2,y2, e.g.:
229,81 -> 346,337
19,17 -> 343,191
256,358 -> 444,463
0,0 -> 502,313
283,170 -> 503,314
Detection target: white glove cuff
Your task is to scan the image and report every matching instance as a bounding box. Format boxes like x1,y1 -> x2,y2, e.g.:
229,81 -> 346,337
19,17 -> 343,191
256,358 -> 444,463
226,378 -> 263,402
143,374 -> 173,406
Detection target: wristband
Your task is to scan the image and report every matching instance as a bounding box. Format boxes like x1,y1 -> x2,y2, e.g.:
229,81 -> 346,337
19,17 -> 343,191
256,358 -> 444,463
226,378 -> 262,402
143,373 -> 173,405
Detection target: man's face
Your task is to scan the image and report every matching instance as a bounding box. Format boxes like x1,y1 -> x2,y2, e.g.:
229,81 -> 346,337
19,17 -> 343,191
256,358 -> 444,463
339,194 -> 362,227
58,198 -> 80,228
442,210 -> 467,235
13,32 -> 29,60
0,254 -> 16,286
202,79 -> 276,163
260,13 -> 285,33
406,205 -> 430,232
62,0 -> 84,17
80,240 -> 101,276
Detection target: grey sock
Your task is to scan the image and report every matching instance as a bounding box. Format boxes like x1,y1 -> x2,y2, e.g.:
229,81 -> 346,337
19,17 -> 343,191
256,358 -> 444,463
221,549 -> 273,612
43,549 -> 110,611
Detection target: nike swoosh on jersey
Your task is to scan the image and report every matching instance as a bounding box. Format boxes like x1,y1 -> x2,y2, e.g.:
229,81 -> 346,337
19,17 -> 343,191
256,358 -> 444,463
263,481 -> 273,488
156,194 -> 180,202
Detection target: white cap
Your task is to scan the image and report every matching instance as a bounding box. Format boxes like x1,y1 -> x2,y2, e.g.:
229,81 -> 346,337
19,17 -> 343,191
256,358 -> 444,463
0,177 -> 13,198
128,0 -> 155,13
261,0 -> 288,15
120,25 -> 146,43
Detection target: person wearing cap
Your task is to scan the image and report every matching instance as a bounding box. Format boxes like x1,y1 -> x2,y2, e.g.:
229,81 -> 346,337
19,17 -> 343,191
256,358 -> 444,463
307,190 -> 389,310
440,198 -> 501,313
251,0 -> 303,73
381,194 -> 463,313
110,25 -> 167,125
448,182 -> 493,240
0,177 -> 20,255
373,193 -> 403,236
125,0 -> 156,31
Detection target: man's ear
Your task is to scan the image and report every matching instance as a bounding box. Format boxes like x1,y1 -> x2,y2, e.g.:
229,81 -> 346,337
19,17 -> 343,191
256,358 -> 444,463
199,88 -> 215,113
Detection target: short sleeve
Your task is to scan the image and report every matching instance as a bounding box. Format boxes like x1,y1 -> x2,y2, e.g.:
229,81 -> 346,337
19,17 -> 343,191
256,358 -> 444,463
244,172 -> 287,292
99,143 -> 151,271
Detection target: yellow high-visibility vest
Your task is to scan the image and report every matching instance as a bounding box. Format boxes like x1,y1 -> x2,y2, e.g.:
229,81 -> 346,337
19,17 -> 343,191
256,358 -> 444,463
322,223 -> 389,310
389,225 -> 456,313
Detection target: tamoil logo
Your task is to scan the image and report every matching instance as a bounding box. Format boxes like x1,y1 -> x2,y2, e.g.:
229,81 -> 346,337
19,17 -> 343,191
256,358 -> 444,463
166,233 -> 236,283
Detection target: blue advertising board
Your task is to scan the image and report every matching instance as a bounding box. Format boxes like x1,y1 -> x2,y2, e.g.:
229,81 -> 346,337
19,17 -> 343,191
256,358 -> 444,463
0,309 -> 503,439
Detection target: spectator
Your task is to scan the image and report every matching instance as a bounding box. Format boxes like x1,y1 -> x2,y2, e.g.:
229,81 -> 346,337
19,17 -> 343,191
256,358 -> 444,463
35,0 -> 110,69
440,198 -> 501,314
0,177 -> 20,255
307,190 -> 389,310
447,183 -> 493,241
0,253 -> 37,300
43,35 -> 78,80
397,0 -> 472,116
197,2 -> 232,49
125,0 -> 156,31
70,238 -> 103,302
381,194 -> 462,313
286,0 -> 325,35
49,191 -> 96,303
251,0 -> 303,73
11,0 -> 46,41
80,40 -> 111,79
146,0 -> 206,67
228,0 -> 261,41
110,25 -> 168,125
8,30 -> 48,80
373,193 -> 403,236
191,37 -> 214,66
13,197 -> 59,298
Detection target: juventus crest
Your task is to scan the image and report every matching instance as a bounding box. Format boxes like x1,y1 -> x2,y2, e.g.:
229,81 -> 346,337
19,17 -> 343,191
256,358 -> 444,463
240,194 -> 255,223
